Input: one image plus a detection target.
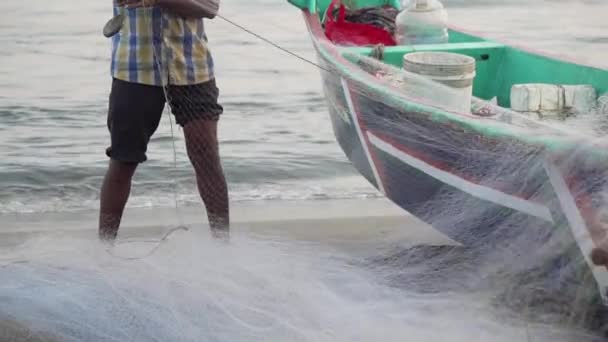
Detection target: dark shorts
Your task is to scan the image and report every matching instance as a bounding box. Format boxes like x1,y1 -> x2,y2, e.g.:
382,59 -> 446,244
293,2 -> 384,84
105,78 -> 223,163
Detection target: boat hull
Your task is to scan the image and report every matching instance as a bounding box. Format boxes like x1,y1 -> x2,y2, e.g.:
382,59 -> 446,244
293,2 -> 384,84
321,57 -> 556,246
301,10 -> 608,303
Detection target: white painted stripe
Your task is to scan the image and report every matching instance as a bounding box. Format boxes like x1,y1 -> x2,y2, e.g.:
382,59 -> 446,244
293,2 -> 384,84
367,132 -> 554,223
543,159 -> 608,303
341,78 -> 386,195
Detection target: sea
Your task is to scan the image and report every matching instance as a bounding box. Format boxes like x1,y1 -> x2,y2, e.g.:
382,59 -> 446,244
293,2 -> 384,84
1,0 -> 607,214
1,0 -> 608,341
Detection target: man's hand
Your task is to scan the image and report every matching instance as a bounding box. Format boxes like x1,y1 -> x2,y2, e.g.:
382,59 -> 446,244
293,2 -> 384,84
117,0 -> 219,19
117,0 -> 158,8
157,0 -> 220,19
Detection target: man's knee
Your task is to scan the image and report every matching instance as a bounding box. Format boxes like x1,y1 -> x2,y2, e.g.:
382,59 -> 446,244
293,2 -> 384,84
106,160 -> 138,183
184,119 -> 219,153
183,117 -> 218,136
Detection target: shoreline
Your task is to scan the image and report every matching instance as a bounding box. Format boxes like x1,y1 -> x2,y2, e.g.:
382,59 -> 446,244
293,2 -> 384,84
0,198 -> 455,250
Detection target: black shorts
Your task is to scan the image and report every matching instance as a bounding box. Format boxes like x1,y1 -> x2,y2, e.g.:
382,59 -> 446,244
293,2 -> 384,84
105,78 -> 223,163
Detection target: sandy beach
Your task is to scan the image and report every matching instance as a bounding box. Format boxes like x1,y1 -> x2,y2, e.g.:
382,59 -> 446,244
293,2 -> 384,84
0,198 -> 455,253
1,198 -> 600,342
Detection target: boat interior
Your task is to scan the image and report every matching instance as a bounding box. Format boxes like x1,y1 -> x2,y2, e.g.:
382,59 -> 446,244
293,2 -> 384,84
302,0 -> 608,127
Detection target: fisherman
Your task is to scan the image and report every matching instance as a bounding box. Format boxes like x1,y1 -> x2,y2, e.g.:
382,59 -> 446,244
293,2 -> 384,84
98,0 -> 229,241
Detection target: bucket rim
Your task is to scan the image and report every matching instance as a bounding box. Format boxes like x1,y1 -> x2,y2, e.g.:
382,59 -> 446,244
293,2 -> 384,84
403,51 -> 476,67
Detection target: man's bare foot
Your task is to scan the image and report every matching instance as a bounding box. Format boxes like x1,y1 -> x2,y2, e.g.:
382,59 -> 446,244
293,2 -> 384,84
591,248 -> 608,270
210,225 -> 230,242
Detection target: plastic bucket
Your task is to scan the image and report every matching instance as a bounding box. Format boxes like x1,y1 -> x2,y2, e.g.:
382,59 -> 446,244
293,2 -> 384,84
402,51 -> 476,113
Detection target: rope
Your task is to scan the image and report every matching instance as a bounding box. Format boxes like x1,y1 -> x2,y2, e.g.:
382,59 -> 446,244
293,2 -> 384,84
105,225 -> 189,261
216,14 -> 332,73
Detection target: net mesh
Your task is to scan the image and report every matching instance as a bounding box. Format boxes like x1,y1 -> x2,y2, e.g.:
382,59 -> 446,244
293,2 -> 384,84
332,48 -> 608,330
155,8 -> 231,240
2,1 -> 608,341
160,82 -> 230,238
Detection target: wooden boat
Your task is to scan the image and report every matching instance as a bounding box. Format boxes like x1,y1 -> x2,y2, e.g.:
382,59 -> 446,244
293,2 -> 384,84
286,0 -> 608,304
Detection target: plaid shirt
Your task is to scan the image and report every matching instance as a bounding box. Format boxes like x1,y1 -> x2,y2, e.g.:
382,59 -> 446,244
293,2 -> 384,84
110,4 -> 215,86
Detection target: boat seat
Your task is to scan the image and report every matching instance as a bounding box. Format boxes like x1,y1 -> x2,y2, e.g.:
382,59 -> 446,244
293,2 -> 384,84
342,41 -> 507,100
342,42 -> 506,72
343,41 -> 505,56
342,41 -> 505,65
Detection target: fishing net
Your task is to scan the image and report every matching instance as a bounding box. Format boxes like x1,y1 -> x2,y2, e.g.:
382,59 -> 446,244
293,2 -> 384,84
314,47 -> 608,334
2,1 -> 608,341
153,78 -> 231,239
4,229 -> 601,342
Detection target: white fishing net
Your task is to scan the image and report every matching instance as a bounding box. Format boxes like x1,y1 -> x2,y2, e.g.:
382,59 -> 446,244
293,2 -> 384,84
0,230 -> 602,342
307,44 -> 608,336
2,2 -> 608,342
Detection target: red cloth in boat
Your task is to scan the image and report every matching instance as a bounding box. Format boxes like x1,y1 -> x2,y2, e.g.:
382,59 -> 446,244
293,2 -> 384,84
324,0 -> 397,46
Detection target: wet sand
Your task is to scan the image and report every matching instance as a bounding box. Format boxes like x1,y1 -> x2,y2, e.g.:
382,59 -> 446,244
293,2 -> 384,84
0,198 -> 456,252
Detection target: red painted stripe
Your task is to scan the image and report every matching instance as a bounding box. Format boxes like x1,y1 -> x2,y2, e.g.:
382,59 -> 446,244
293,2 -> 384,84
566,175 -> 608,249
344,80 -> 388,192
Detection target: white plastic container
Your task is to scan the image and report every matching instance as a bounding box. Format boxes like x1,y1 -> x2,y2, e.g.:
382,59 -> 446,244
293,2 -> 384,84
394,0 -> 449,45
402,51 -> 476,113
510,84 -> 597,118
563,85 -> 597,114
511,84 -> 564,113
599,94 -> 608,115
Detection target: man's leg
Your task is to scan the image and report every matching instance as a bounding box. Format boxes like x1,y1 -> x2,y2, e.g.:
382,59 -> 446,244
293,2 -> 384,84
99,160 -> 138,241
168,79 -> 229,237
99,78 -> 166,241
183,119 -> 230,236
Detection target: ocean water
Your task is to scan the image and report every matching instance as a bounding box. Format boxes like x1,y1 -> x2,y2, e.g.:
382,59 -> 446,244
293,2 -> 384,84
0,0 -> 607,214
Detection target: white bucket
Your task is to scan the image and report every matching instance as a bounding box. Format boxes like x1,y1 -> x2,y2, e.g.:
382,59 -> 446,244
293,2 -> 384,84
402,51 -> 476,113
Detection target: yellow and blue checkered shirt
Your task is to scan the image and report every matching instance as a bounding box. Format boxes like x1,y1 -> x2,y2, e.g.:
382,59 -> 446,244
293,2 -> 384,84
110,4 -> 214,86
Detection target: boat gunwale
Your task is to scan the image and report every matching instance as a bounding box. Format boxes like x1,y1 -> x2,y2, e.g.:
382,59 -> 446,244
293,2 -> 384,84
298,9 -> 608,157
447,23 -> 608,73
